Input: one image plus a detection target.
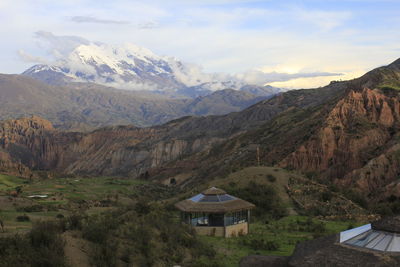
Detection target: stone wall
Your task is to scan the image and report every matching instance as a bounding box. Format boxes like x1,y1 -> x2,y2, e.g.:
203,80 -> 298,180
225,222 -> 248,237
194,226 -> 225,237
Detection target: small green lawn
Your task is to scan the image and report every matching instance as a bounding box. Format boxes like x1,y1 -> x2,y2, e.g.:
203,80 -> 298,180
0,174 -> 26,191
19,176 -> 148,201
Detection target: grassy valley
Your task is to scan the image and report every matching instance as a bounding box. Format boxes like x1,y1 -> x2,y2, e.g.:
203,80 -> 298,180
0,166 -> 373,266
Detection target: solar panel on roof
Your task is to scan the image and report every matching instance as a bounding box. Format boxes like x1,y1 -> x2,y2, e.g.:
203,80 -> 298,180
218,194 -> 236,201
189,193 -> 204,202
200,195 -> 219,202
189,193 -> 237,203
343,230 -> 400,252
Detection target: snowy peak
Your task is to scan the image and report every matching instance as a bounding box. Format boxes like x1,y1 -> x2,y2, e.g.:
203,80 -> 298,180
23,42 -> 192,90
70,43 -> 163,74
22,42 -> 277,97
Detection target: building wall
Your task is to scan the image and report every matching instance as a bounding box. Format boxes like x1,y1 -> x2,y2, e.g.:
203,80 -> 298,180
225,222 -> 248,237
193,222 -> 249,237
194,226 -> 225,237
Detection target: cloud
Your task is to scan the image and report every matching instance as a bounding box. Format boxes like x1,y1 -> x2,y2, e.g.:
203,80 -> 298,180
34,31 -> 90,59
294,8 -> 352,31
137,21 -> 159,29
17,50 -> 48,64
2,0 -> 399,88
70,16 -> 130,25
269,70 -> 366,90
235,70 -> 342,85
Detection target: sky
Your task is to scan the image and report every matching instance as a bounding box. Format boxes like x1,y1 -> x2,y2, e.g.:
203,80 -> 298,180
0,0 -> 399,89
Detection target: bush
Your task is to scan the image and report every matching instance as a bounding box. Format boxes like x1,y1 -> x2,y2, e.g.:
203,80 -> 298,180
82,214 -> 117,244
16,205 -> 44,212
343,189 -> 368,208
267,174 -> 277,183
66,213 -> 84,230
0,220 -> 66,267
224,181 -> 287,219
78,205 -> 218,266
241,238 -> 280,251
16,214 -> 30,222
320,191 -> 333,202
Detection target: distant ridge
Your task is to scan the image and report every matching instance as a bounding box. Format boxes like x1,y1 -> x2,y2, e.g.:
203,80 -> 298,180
0,74 -> 272,130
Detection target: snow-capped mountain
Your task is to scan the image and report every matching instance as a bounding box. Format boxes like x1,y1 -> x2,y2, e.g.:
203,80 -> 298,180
24,43 -> 183,89
22,42 -> 252,95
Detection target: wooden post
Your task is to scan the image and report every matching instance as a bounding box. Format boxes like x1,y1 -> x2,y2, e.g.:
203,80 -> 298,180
256,146 -> 260,166
223,213 -> 226,237
247,210 -> 250,234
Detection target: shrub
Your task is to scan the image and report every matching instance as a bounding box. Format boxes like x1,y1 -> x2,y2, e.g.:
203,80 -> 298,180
65,213 -> 84,230
224,181 -> 287,219
241,238 -> 280,251
343,189 -> 368,208
16,214 -> 30,222
16,205 -> 44,212
320,191 -> 333,202
267,174 -> 277,182
0,220 -> 66,267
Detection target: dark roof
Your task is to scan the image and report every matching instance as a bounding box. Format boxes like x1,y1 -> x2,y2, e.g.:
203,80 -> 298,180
175,187 -> 255,213
289,234 -> 400,267
240,255 -> 289,267
372,216 -> 400,233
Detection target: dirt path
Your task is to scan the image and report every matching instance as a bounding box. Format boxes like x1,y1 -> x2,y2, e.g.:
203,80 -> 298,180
63,231 -> 91,267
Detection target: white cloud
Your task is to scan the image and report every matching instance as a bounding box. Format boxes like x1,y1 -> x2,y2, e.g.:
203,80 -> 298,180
294,8 -> 352,31
70,16 -> 130,25
17,50 -> 49,64
269,70 -> 366,89
34,31 -> 90,59
0,0 -> 399,89
137,21 -> 159,29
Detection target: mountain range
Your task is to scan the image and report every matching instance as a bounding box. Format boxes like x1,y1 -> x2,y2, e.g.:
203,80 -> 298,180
0,74 -> 274,130
1,58 -> 400,206
22,42 -> 279,98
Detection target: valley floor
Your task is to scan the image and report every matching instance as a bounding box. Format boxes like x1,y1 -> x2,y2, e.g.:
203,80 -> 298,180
0,168 -> 370,266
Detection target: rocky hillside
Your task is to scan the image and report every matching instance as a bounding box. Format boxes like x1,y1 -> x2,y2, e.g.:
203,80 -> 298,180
148,58 -> 400,202
0,76 -> 343,178
0,73 -> 346,179
0,74 -> 272,130
1,59 -> 400,204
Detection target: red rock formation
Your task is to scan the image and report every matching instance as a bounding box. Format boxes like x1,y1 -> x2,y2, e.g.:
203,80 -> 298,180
280,87 -> 400,197
0,115 -> 224,178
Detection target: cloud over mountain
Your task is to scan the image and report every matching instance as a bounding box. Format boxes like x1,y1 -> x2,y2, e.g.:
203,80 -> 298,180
21,32 -> 341,90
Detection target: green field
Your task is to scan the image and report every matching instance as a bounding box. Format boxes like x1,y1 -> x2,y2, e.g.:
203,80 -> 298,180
0,174 -> 149,232
20,176 -> 147,199
0,174 -> 26,190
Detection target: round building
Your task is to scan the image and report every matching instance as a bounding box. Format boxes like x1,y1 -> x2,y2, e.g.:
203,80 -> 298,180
175,187 -> 255,237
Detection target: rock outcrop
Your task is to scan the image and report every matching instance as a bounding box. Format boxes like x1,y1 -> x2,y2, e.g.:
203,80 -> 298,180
0,115 -> 226,177
279,87 -> 400,198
